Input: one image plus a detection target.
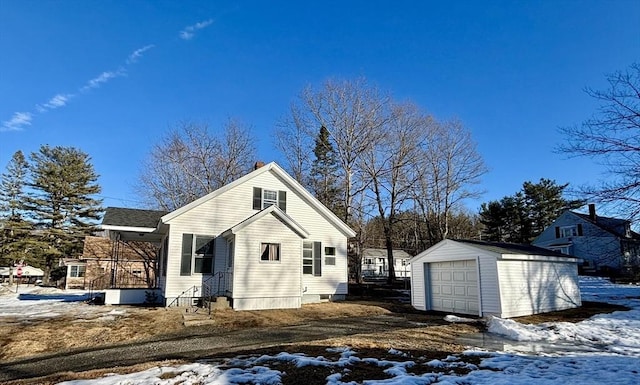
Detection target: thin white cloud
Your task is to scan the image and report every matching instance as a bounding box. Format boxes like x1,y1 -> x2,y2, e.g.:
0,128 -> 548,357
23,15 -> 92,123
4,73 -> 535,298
126,44 -> 155,64
1,112 -> 32,132
179,19 -> 213,40
81,69 -> 126,92
43,93 -> 72,109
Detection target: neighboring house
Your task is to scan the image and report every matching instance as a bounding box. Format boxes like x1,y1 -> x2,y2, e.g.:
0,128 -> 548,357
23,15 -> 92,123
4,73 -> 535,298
61,235 -> 159,290
361,248 -> 412,279
410,239 -> 581,318
533,204 -> 640,275
0,265 -> 44,284
100,162 -> 356,310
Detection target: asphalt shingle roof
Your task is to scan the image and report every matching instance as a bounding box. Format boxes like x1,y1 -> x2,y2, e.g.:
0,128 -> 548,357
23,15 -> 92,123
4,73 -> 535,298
572,212 -> 640,240
102,207 -> 168,228
454,239 -> 575,258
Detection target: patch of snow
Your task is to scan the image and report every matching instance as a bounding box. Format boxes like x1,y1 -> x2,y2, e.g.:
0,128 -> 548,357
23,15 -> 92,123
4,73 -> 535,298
487,277 -> 640,356
6,276 -> 639,385
444,314 -> 477,323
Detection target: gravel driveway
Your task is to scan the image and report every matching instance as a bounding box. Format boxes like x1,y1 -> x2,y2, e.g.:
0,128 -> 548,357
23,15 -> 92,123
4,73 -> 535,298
0,314 -> 431,382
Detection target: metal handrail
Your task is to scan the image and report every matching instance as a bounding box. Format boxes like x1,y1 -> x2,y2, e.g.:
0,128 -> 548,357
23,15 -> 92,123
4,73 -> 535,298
166,285 -> 199,308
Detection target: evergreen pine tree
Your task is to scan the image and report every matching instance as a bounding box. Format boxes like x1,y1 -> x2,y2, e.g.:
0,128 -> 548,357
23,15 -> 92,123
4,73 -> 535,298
479,179 -> 584,243
309,126 -> 343,215
0,151 -> 41,280
25,145 -> 103,283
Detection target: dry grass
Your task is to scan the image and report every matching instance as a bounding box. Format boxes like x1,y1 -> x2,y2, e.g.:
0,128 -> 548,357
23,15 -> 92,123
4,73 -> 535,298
0,306 -> 184,361
0,302 -> 392,361
0,299 -> 625,385
208,301 -> 392,330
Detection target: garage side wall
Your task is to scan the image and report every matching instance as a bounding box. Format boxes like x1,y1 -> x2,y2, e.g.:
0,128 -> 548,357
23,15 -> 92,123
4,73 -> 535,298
496,260 -> 581,318
410,241 -> 502,316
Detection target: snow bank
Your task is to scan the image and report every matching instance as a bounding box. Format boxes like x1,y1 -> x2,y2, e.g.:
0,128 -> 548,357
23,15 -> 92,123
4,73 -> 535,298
487,277 -> 640,356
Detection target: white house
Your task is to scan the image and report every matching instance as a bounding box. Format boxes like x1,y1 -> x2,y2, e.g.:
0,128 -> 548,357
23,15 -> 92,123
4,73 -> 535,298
361,248 -> 412,279
410,239 -> 581,318
533,204 -> 640,275
100,162 -> 356,310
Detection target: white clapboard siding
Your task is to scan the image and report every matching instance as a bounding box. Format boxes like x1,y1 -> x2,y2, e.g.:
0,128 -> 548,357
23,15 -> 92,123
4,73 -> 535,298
410,240 -> 500,315
230,212 -> 302,310
411,239 -> 581,318
496,260 -> 581,318
162,165 -> 351,307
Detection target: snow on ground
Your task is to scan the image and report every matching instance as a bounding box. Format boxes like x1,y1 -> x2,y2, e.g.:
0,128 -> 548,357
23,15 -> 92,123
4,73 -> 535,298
49,276 -> 640,384
0,284 -> 129,323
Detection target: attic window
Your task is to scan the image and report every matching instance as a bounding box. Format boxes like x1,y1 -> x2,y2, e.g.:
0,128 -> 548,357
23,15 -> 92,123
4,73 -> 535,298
253,187 -> 287,212
263,190 -> 278,208
556,224 -> 583,238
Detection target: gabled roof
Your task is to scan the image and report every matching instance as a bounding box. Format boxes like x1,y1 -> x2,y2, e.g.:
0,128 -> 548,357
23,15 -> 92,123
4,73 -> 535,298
363,248 -> 412,259
161,162 -> 356,237
571,211 -> 640,240
101,207 -> 168,230
221,205 -> 309,238
453,239 -> 573,258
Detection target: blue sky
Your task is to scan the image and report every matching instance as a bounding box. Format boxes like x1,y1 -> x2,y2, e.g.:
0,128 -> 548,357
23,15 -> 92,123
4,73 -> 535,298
1,1 -> 639,213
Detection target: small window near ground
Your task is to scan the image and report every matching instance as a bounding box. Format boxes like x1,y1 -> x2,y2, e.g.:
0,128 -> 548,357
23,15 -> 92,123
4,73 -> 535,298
261,243 -> 280,261
325,246 -> 336,265
69,265 -> 85,278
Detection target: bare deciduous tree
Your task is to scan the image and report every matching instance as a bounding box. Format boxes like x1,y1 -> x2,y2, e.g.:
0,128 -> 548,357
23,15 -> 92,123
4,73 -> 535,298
413,118 -> 487,246
559,63 -> 640,221
274,104 -> 315,186
359,102 -> 427,282
277,78 -> 389,223
138,120 -> 256,211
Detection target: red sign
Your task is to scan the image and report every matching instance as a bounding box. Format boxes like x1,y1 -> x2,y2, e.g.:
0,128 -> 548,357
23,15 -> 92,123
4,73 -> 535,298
16,265 -> 23,278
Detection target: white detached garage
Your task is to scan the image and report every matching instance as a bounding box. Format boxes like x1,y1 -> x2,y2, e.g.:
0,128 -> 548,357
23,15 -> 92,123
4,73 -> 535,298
410,239 -> 581,318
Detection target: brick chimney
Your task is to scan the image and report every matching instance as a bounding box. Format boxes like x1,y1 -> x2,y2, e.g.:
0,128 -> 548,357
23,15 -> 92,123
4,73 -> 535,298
254,161 -> 265,170
588,203 -> 596,222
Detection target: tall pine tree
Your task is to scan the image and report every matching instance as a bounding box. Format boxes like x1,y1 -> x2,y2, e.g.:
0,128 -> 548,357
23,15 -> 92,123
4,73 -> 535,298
25,145 -> 103,283
309,126 -> 343,216
479,179 -> 584,243
0,151 -> 42,281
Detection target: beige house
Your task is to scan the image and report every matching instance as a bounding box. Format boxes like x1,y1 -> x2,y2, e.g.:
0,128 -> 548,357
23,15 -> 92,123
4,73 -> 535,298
62,235 -> 159,290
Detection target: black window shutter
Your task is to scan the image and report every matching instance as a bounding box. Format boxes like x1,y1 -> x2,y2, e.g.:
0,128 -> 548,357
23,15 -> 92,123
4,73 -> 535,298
555,226 -> 560,238
181,234 -> 193,276
577,224 -> 583,236
278,190 -> 287,212
313,241 -> 322,277
253,187 -> 262,210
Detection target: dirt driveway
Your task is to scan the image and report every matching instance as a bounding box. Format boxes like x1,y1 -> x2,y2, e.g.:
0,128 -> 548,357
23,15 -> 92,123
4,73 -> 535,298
0,312 -> 478,383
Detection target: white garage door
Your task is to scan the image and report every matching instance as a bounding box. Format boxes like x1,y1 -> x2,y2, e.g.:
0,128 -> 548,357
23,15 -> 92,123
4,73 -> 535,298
427,260 -> 479,315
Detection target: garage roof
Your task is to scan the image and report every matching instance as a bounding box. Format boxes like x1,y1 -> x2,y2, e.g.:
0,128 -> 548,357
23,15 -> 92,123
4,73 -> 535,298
454,239 -> 576,258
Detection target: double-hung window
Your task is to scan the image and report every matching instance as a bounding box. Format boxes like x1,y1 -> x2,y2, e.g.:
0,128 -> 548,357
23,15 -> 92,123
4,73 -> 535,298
181,234 -> 215,275
303,241 -> 322,276
253,187 -> 287,211
262,190 -> 278,208
324,247 -> 336,266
